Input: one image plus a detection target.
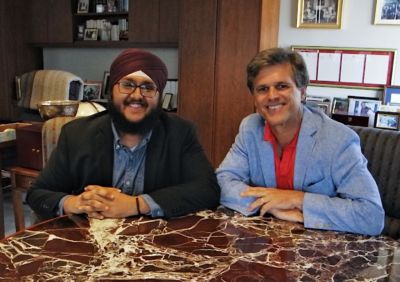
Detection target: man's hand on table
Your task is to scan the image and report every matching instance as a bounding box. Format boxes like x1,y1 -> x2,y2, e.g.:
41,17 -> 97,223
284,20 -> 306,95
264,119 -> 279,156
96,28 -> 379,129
241,187 -> 305,223
63,185 -> 149,219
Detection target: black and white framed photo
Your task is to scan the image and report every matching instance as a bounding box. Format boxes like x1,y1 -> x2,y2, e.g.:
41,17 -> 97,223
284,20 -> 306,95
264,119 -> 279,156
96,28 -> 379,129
84,28 -> 98,41
83,82 -> 102,101
374,0 -> 400,25
101,71 -> 110,99
77,0 -> 89,13
374,111 -> 400,130
297,0 -> 343,28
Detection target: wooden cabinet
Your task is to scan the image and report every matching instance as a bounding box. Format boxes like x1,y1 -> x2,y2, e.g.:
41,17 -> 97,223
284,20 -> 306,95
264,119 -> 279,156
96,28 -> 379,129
16,123 -> 44,171
29,0 -> 73,43
179,0 -> 280,167
129,0 -> 179,44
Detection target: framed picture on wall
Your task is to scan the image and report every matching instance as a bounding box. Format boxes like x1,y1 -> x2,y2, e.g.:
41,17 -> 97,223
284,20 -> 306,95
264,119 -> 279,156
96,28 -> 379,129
297,0 -> 343,29
383,85 -> 400,105
374,111 -> 400,130
374,0 -> 400,25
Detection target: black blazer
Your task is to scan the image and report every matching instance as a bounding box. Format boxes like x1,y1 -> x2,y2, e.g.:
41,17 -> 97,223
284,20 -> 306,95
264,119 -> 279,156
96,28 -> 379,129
26,111 -> 220,219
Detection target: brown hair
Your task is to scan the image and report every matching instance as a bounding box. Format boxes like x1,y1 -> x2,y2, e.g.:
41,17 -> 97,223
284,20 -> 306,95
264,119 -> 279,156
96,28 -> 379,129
246,48 -> 309,92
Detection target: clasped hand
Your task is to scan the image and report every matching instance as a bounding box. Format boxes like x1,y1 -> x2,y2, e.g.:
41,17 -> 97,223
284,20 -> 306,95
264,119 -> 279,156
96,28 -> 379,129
240,187 -> 305,223
64,185 -> 136,219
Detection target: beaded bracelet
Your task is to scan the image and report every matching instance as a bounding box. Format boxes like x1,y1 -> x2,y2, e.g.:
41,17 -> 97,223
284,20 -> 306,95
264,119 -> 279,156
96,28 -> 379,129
135,196 -> 142,215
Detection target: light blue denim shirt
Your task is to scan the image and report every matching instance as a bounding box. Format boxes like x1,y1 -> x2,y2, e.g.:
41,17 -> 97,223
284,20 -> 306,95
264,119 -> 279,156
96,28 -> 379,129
57,123 -> 164,217
111,123 -> 164,217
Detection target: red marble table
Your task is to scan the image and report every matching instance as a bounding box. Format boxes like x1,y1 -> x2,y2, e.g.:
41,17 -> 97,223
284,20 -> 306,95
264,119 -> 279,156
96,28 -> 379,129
0,208 -> 399,281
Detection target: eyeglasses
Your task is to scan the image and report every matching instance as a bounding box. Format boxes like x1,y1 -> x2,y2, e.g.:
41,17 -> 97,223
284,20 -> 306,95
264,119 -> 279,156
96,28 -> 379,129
117,80 -> 158,98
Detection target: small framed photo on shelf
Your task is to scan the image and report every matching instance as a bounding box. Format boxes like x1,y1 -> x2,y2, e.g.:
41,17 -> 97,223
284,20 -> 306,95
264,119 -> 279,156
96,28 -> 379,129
374,0 -> 400,25
101,71 -> 110,99
331,98 -> 349,115
162,93 -> 174,111
348,97 -> 381,116
83,82 -> 102,101
374,111 -> 400,130
77,0 -> 89,14
297,0 -> 343,29
383,85 -> 400,105
84,28 -> 98,41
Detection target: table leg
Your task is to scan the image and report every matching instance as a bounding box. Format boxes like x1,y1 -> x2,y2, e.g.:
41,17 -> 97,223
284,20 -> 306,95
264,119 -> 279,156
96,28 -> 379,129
11,173 -> 25,231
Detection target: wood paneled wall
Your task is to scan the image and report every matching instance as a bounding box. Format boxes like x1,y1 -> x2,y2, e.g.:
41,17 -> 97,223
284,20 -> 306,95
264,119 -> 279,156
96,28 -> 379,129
0,0 -> 42,121
179,0 -> 280,167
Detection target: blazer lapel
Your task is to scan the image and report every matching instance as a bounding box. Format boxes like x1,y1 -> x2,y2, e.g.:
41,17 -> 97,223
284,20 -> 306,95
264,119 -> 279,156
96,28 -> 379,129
144,119 -> 165,192
95,118 -> 114,186
294,108 -> 317,190
259,141 -> 277,187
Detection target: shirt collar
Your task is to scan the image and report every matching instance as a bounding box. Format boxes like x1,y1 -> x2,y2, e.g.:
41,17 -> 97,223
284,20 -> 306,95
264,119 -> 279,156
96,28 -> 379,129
263,121 -> 301,149
111,122 -> 152,152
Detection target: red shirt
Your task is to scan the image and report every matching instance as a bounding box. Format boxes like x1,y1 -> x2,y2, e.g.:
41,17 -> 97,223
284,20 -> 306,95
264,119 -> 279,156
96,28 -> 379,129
263,123 -> 300,190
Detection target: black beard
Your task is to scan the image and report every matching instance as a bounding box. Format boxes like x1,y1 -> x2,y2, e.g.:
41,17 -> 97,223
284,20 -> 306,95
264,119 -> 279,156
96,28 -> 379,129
108,98 -> 161,135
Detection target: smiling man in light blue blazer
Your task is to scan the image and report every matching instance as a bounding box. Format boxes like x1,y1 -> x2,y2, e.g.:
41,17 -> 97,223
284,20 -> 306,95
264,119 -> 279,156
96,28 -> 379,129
216,48 -> 384,236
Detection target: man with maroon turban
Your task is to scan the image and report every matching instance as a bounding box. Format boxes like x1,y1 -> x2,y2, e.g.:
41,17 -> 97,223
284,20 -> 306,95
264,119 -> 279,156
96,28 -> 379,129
27,49 -> 220,220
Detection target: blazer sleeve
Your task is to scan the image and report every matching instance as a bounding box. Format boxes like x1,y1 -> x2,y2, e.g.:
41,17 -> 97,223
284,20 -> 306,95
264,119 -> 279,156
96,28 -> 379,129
302,133 -> 385,236
26,126 -> 74,219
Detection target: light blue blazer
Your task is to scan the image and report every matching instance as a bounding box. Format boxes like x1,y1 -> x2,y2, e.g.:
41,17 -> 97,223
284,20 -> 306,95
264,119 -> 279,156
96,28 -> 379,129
216,105 -> 384,235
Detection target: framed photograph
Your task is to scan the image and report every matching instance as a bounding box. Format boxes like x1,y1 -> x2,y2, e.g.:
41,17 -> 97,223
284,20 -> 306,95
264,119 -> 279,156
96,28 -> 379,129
101,71 -> 110,98
83,82 -> 102,101
374,0 -> 400,25
77,0 -> 89,13
383,85 -> 400,105
331,98 -> 349,115
162,93 -> 173,110
84,28 -> 98,41
374,111 -> 400,130
297,0 -> 343,28
348,97 -> 381,127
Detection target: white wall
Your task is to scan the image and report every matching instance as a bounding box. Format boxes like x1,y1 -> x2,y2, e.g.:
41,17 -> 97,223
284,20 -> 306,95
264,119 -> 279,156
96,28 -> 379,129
278,0 -> 400,100
43,48 -> 179,81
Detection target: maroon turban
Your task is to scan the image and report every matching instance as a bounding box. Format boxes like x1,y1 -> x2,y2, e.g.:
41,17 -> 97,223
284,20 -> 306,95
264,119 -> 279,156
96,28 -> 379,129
109,49 -> 168,94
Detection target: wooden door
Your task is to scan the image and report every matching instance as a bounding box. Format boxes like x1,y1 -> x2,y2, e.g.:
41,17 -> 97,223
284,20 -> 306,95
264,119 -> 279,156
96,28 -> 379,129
178,0 -> 218,162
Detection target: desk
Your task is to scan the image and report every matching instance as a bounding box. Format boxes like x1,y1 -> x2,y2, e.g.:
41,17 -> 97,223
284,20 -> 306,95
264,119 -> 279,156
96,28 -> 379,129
0,209 -> 399,281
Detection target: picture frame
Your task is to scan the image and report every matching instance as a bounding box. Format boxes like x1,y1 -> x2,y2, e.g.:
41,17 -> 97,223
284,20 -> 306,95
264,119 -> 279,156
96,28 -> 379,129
305,95 -> 331,116
84,28 -> 98,41
383,85 -> 400,105
374,111 -> 400,130
374,0 -> 400,25
348,96 -> 381,127
331,98 -> 349,115
348,97 -> 381,116
83,82 -> 102,101
77,0 -> 89,14
161,93 -> 173,111
101,71 -> 110,98
297,0 -> 343,29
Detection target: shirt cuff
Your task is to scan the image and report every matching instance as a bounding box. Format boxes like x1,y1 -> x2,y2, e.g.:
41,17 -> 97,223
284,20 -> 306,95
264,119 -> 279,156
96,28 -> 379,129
141,194 -> 164,217
58,195 -> 72,216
